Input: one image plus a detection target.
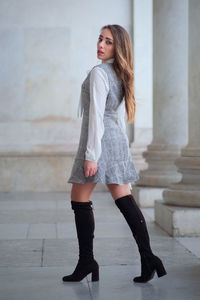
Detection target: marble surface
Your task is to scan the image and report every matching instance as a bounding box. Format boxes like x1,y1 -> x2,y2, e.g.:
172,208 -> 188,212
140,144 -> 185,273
0,191 -> 200,300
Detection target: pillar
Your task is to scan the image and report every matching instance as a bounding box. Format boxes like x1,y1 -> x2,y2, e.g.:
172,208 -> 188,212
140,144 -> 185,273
130,0 -> 153,173
133,0 -> 188,207
155,0 -> 200,236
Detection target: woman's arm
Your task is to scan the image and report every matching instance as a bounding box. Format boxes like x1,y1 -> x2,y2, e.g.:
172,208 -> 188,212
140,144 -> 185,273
85,67 -> 109,162
84,67 -> 109,177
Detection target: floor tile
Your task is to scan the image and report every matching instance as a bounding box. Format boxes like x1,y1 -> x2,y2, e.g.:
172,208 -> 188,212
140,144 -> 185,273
88,264 -> 200,300
176,237 -> 200,258
56,222 -> 76,239
28,223 -> 57,239
0,266 -> 90,300
0,240 -> 43,267
0,224 -> 29,239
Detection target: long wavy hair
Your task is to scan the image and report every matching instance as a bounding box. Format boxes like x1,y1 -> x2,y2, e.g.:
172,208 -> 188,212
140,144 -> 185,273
101,24 -> 136,123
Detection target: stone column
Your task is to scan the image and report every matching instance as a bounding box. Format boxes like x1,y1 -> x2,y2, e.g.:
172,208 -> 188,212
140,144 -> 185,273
155,0 -> 200,236
133,0 -> 188,207
130,0 -> 153,173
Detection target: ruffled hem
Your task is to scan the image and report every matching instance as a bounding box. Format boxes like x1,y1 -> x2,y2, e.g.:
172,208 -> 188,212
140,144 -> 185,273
67,158 -> 139,187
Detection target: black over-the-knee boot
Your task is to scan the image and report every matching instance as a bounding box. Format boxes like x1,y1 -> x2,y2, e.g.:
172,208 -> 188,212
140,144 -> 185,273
62,201 -> 99,282
115,194 -> 166,283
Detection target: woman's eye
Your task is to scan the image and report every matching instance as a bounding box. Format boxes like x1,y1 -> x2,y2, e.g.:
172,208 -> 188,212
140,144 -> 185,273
98,38 -> 112,45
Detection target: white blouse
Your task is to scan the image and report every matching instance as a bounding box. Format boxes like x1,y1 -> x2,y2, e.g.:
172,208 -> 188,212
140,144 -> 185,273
77,58 -> 126,162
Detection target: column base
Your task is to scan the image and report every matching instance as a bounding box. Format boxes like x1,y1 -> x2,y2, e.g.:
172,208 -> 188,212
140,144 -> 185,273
132,186 -> 165,207
155,200 -> 200,236
130,146 -> 148,174
137,143 -> 182,186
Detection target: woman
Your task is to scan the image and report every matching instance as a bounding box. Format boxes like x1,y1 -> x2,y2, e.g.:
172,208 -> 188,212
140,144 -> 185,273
62,24 -> 167,283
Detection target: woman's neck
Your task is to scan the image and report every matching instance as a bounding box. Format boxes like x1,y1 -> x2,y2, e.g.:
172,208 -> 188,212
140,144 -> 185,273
102,57 -> 114,63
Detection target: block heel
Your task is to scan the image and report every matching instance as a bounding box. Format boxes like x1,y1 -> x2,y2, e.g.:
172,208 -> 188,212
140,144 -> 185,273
133,255 -> 167,283
62,260 -> 99,282
156,262 -> 167,278
91,267 -> 99,281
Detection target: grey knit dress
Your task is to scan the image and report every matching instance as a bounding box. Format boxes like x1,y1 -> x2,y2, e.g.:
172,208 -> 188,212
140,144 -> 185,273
67,62 -> 139,188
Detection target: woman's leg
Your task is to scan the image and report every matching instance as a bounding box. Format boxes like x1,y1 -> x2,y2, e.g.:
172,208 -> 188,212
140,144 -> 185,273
106,183 -> 131,200
71,182 -> 97,202
107,183 -> 166,283
63,182 -> 99,282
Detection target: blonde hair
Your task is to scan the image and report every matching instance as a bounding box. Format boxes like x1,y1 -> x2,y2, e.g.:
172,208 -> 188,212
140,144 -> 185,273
101,24 -> 136,123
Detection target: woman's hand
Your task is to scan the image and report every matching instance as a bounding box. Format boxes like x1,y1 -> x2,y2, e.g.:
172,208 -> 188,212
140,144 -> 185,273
84,160 -> 98,177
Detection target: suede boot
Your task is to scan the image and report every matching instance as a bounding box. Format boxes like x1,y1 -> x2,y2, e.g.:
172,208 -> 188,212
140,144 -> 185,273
62,201 -> 99,282
115,194 -> 166,283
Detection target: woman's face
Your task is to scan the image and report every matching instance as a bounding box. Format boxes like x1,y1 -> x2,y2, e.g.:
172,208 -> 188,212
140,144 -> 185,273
97,28 -> 115,62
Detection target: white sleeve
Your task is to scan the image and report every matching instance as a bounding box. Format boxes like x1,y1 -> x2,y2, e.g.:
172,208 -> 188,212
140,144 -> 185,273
85,67 -> 109,162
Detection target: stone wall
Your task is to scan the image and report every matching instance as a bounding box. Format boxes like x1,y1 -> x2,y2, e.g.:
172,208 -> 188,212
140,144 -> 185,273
0,0 -> 133,191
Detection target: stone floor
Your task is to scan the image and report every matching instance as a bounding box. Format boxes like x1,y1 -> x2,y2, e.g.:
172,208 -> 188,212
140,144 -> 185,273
0,191 -> 200,300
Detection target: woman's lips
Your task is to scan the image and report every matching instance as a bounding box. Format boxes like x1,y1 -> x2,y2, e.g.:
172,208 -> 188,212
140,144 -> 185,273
97,50 -> 104,55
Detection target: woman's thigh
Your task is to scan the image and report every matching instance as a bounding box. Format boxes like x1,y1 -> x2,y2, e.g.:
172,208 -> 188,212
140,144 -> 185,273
106,183 -> 131,201
70,182 -> 97,202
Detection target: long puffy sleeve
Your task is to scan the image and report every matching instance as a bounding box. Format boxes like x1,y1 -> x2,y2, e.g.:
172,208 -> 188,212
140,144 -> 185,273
85,67 -> 109,162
